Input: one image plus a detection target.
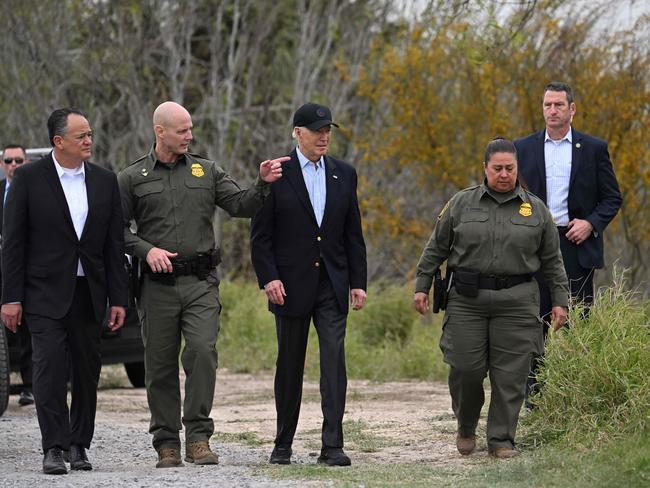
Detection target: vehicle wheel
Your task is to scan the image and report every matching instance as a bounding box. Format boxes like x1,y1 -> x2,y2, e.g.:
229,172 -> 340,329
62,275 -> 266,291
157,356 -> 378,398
124,361 -> 145,388
0,325 -> 10,416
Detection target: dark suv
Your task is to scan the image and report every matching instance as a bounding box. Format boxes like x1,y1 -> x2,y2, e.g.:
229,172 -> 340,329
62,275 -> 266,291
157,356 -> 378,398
0,148 -> 144,416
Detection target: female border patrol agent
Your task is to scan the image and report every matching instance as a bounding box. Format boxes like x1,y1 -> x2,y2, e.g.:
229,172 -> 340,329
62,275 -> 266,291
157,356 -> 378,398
414,138 -> 569,458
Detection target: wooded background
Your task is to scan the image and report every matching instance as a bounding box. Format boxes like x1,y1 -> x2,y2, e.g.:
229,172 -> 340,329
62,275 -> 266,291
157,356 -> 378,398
1,0 -> 647,293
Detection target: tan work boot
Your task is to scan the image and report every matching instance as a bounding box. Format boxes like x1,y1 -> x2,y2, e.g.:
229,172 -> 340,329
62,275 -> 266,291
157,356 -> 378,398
456,434 -> 476,455
185,441 -> 219,465
488,446 -> 520,459
156,448 -> 183,468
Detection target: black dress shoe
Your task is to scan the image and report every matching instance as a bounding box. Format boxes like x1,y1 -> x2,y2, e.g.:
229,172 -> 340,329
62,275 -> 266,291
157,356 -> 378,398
269,446 -> 292,465
43,448 -> 67,475
69,445 -> 92,470
317,447 -> 351,466
18,390 -> 34,406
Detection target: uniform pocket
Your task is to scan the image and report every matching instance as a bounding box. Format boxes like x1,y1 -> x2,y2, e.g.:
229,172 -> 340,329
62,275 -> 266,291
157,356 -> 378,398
460,210 -> 489,223
133,179 -> 164,198
185,177 -> 213,190
510,214 -> 542,250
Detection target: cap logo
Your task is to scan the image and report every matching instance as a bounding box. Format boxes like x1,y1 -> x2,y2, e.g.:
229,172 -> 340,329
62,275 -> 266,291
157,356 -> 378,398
316,109 -> 326,117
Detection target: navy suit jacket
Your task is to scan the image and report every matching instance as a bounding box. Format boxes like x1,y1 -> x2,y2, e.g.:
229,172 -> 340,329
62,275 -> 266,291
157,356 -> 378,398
0,178 -> 7,236
514,129 -> 622,269
250,149 -> 367,317
1,154 -> 128,321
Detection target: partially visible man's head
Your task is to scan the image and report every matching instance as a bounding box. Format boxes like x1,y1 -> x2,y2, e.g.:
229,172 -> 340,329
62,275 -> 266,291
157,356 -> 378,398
292,103 -> 338,163
483,137 -> 518,193
543,81 -> 576,134
153,101 -> 193,158
48,108 -> 93,164
2,144 -> 27,181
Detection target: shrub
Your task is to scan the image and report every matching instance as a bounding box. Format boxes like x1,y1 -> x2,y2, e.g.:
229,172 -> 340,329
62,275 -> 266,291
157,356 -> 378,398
217,280 -> 448,382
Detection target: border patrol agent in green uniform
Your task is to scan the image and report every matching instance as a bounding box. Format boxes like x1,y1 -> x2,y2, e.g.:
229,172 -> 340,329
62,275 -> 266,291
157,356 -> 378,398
118,101 -> 288,468
414,138 -> 569,459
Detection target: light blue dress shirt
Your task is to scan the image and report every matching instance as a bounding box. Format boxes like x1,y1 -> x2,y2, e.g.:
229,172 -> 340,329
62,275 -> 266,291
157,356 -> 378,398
297,147 -> 326,227
544,127 -> 573,226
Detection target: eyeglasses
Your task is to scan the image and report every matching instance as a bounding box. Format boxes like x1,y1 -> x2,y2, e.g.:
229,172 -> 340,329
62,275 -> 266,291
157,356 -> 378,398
3,157 -> 25,165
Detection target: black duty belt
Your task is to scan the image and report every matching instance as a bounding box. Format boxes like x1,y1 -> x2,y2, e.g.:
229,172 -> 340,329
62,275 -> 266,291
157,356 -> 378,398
143,249 -> 221,280
143,259 -> 200,276
478,274 -> 532,290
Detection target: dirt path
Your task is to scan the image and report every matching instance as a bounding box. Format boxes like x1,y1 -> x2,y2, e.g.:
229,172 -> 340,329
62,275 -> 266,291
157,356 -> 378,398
0,367 -> 490,487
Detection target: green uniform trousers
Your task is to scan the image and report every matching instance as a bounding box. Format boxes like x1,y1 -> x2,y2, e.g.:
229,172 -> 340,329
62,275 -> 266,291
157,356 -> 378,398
440,279 -> 543,449
138,273 -> 221,451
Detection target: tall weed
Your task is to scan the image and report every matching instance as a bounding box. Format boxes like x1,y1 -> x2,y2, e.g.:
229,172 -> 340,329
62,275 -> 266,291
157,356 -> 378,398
523,272 -> 650,447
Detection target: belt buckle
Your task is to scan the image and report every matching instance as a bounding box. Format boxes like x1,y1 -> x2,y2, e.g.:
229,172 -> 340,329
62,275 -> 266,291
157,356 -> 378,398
495,276 -> 508,290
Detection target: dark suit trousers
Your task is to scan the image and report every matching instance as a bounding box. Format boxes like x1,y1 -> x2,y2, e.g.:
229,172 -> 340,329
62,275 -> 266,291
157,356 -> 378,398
27,277 -> 102,452
273,267 -> 348,448
528,230 -> 595,397
18,318 -> 33,389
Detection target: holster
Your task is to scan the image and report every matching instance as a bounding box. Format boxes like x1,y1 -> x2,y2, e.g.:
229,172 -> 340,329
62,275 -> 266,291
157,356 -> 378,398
453,268 -> 480,297
432,269 -> 448,313
194,248 -> 221,280
129,255 -> 141,300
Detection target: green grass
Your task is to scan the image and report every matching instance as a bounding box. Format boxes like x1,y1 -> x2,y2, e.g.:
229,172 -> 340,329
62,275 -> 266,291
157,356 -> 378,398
342,419 -> 387,453
259,434 -> 650,487
212,430 -> 267,446
218,280 -> 447,381
522,272 -> 650,448
219,274 -> 650,487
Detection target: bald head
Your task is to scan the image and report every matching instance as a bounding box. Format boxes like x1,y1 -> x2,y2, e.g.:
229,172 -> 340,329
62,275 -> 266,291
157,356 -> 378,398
153,101 -> 191,128
153,101 -> 194,162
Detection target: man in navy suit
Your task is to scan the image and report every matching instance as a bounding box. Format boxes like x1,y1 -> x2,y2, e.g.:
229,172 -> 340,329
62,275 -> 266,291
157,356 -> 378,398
514,82 -> 622,405
1,144 -> 34,406
1,109 -> 128,474
251,103 -> 367,466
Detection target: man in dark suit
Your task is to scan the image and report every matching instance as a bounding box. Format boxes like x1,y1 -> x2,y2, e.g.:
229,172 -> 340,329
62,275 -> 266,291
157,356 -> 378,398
1,109 -> 128,474
1,144 -> 34,406
251,103 -> 367,467
514,82 -> 622,404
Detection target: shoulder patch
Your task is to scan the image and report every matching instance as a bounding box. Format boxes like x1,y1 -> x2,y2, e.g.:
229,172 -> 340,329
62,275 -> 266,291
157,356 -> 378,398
438,200 -> 451,220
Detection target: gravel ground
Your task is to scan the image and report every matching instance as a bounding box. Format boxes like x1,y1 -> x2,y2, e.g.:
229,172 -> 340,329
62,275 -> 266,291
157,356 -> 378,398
0,390 -> 329,488
0,370 -> 467,487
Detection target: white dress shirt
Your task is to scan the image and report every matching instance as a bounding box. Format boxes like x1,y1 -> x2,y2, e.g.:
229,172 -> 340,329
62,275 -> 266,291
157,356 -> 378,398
544,127 -> 573,226
52,154 -> 88,276
297,147 -> 326,227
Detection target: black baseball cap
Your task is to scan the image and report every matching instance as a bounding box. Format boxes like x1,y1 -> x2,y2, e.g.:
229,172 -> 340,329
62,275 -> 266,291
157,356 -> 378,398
292,103 -> 339,131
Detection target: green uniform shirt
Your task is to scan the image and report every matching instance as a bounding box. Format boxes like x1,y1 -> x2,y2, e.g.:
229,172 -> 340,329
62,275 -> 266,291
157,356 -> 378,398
118,145 -> 269,259
415,182 -> 569,307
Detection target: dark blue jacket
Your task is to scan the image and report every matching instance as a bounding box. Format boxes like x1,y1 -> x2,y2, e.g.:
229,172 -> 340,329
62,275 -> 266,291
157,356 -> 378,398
250,149 -> 367,317
514,129 -> 622,269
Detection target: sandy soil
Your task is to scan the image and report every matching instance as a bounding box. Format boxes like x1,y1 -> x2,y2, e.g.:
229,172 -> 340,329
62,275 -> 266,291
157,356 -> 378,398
95,367 -> 492,465
0,367 -> 492,487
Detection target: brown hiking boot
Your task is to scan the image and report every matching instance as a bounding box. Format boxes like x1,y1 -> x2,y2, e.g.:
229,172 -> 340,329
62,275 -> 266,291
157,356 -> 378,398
156,448 -> 183,468
456,434 -> 476,455
488,446 -> 520,459
185,441 -> 219,465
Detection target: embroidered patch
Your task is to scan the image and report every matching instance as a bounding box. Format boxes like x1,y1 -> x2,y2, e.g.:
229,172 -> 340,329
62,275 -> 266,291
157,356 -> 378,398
438,200 -> 451,220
